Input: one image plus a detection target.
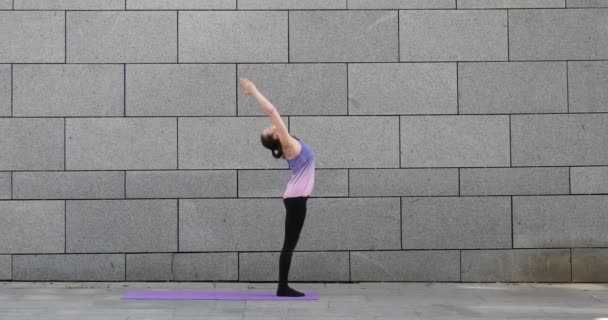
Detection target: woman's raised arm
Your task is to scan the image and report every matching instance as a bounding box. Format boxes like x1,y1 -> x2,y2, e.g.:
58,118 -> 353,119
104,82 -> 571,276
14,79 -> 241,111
239,78 -> 296,150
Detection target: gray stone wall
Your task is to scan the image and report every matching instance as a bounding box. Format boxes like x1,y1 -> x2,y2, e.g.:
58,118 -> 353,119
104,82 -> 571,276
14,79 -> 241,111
1,0 -> 607,283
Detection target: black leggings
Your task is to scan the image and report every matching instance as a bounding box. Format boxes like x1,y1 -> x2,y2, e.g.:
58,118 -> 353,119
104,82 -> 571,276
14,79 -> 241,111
278,196 -> 308,286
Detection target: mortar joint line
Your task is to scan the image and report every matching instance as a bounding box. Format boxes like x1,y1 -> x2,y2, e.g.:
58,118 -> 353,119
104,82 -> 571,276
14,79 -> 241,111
347,168 -> 349,197
10,64 -> 13,117
566,61 -> 569,113
568,166 -> 572,194
348,251 -> 351,281
511,196 -> 514,249
287,11 -> 290,63
177,11 -> 179,63
570,247 -> 573,282
459,249 -> 462,281
457,168 -> 460,196
399,196 -> 402,250
398,115 -> 401,167
177,198 -> 180,253
236,64 -> 238,116
123,64 -> 126,116
64,200 -> 67,253
176,117 -> 179,169
170,252 -> 174,281
509,115 -> 512,167
64,118 -> 66,170
456,62 -> 459,114
506,9 -> 510,61
64,10 -> 67,64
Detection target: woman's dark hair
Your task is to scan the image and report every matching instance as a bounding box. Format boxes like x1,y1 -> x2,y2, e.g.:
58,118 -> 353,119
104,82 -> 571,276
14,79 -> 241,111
260,132 -> 299,159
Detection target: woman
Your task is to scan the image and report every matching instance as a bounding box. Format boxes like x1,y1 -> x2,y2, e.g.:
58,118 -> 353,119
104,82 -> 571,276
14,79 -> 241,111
239,77 -> 315,297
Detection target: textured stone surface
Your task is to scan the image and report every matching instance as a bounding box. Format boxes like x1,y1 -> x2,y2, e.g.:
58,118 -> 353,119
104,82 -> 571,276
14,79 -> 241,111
0,11 -> 64,63
2,4 -> 608,283
460,167 -> 569,195
0,255 -> 10,280
239,251 -> 349,281
568,0 -> 608,6
402,196 -> 511,249
12,254 -> 125,281
349,0 -> 454,8
348,63 -> 457,115
239,0 -> 345,9
14,64 -> 123,117
14,171 -> 124,199
126,64 -> 235,116
0,201 -> 64,254
0,64 -> 9,116
461,249 -> 571,282
179,198 -> 283,252
238,169 -> 347,198
126,170 -> 235,198
0,282 -> 607,318
237,64 -> 347,115
0,118 -> 64,170
126,253 -> 173,281
178,117 -> 288,169
0,172 -> 9,199
67,11 -> 177,63
15,0 -> 125,9
349,168 -> 458,196
290,116 -> 400,168
66,118 -> 177,170
510,9 -> 608,60
572,248 -> 608,282
513,195 -> 608,247
571,166 -> 608,194
399,10 -> 508,61
290,10 -> 398,62
127,0 -> 235,9
66,200 -> 177,253
179,11 -> 287,63
179,198 -> 400,251
400,115 -> 510,167
511,114 -> 608,166
173,252 -> 237,281
568,61 -> 608,112
458,0 -> 565,8
458,62 -> 567,114
351,250 -> 460,281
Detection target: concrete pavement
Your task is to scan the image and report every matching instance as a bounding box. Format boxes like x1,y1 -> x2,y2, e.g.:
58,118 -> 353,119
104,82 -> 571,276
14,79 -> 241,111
0,281 -> 607,319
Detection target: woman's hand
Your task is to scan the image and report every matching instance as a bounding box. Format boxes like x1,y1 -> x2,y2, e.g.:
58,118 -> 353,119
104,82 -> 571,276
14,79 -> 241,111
239,77 -> 258,95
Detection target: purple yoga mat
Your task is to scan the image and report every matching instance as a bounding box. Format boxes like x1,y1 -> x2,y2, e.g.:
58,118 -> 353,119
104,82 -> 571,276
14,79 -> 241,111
122,289 -> 318,300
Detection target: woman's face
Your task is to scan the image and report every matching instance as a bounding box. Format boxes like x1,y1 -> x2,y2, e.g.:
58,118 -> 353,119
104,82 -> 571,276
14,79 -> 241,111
263,125 -> 278,140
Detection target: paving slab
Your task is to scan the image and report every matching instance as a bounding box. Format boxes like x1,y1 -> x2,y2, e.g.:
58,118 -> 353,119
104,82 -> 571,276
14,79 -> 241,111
0,282 -> 605,320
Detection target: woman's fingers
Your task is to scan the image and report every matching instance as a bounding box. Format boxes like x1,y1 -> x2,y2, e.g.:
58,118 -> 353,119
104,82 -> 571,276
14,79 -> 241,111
240,78 -> 256,94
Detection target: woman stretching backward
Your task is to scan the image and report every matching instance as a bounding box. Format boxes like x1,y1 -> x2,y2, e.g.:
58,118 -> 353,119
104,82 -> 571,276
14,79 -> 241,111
240,77 -> 315,297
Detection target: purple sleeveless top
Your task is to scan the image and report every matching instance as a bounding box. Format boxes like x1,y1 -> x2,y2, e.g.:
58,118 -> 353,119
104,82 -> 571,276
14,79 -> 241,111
283,140 -> 315,198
